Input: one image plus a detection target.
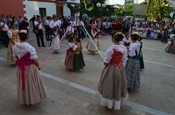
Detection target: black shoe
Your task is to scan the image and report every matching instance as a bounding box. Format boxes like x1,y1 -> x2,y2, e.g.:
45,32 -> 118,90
38,45 -> 41,47
42,45 -> 46,47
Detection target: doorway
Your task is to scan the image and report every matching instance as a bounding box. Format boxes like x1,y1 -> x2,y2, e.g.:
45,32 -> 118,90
39,8 -> 46,20
56,4 -> 63,16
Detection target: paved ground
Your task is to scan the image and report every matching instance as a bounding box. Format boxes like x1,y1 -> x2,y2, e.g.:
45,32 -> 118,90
0,29 -> 175,115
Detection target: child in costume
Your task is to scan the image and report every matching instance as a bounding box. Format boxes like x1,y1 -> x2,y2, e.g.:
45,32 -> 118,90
65,37 -> 75,70
86,28 -> 100,54
12,30 -> 46,105
125,32 -> 141,90
138,36 -> 144,69
73,39 -> 85,70
97,32 -> 128,110
51,28 -> 60,54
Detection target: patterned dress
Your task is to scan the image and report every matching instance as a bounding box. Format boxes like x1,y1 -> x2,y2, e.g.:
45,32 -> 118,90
13,42 -> 47,105
97,44 -> 128,110
7,29 -> 19,63
125,41 -> 141,89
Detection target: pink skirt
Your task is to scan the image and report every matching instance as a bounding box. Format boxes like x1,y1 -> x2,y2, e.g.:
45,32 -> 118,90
16,64 -> 46,105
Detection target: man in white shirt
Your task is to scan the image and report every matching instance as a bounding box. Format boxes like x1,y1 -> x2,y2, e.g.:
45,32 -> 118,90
44,16 -> 51,41
34,15 -> 46,47
0,19 -> 9,47
66,22 -> 74,40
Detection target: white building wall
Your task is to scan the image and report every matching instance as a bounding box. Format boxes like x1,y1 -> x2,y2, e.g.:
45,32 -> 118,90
67,0 -> 80,4
63,4 -> 71,16
24,0 -> 56,19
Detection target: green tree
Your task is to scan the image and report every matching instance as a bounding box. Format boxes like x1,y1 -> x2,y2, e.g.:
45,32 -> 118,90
113,5 -> 133,16
124,5 -> 133,16
147,0 -> 171,20
80,0 -> 106,17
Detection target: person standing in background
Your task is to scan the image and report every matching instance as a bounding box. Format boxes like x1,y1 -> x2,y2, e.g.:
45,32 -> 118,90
0,18 -> 9,47
34,15 -> 46,47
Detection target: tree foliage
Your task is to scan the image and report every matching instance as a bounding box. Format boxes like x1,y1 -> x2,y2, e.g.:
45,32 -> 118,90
80,0 -> 107,17
113,5 -> 133,16
147,0 -> 172,20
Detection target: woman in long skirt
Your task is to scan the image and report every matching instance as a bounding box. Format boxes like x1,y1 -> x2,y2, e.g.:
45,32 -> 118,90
7,22 -> 20,63
125,32 -> 141,90
65,37 -> 75,70
73,39 -> 85,70
13,30 -> 46,105
86,28 -> 100,55
97,32 -> 128,110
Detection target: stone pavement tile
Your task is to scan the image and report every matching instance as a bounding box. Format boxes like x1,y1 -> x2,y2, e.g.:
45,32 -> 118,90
144,112 -> 154,115
2,97 -> 23,111
38,98 -> 85,115
81,102 -> 90,108
0,104 -> 9,113
130,108 -> 146,115
0,109 -> 16,115
0,77 -> 15,90
14,106 -> 50,115
46,88 -> 71,105
0,87 -> 16,104
89,111 -> 101,115
87,103 -> 101,112
66,97 -> 91,115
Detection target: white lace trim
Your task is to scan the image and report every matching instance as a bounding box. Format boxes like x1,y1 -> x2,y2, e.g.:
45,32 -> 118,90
97,91 -> 129,110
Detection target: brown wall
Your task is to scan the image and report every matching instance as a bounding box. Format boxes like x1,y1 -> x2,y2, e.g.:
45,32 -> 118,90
0,0 -> 25,17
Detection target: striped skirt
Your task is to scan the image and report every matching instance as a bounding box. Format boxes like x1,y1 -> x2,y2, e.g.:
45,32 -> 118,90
17,64 -> 47,105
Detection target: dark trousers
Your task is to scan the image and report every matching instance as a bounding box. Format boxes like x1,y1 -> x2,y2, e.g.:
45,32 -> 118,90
36,29 -> 45,47
45,26 -> 50,40
1,31 -> 9,47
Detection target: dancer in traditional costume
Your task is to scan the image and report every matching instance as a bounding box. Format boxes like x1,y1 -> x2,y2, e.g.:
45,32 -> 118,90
51,28 -> 60,54
7,22 -> 20,63
138,36 -> 144,69
97,32 -> 128,110
125,32 -> 141,90
65,37 -> 75,70
86,28 -> 100,54
12,30 -> 46,105
73,39 -> 85,70
123,33 -> 130,49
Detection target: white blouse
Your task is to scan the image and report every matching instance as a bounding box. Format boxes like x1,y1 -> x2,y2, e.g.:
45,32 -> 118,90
12,42 -> 38,59
128,41 -> 141,57
34,21 -> 42,29
104,44 -> 128,66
